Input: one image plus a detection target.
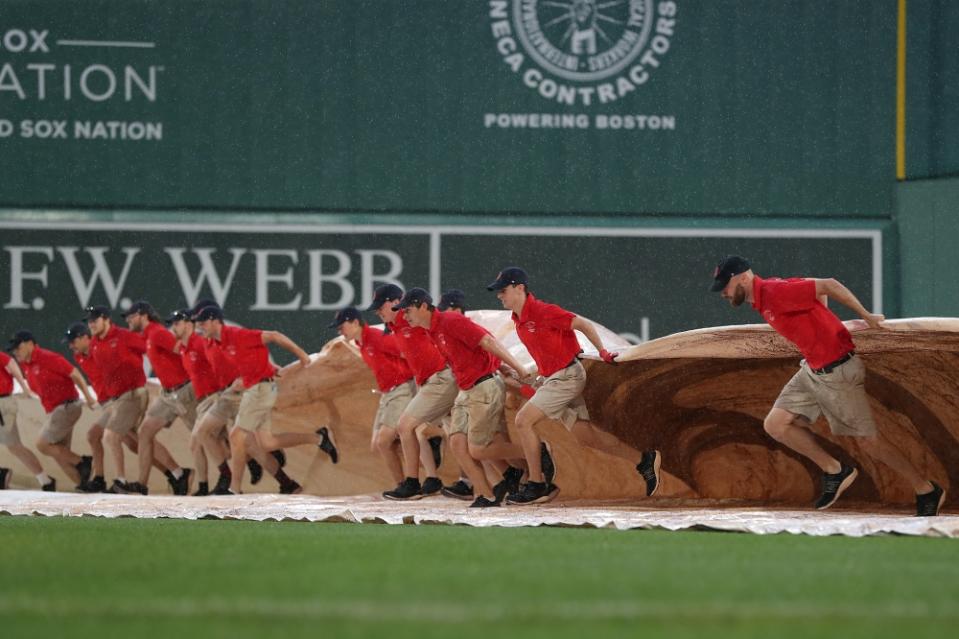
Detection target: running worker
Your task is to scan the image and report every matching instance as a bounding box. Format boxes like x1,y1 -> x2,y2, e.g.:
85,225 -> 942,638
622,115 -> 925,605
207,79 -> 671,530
8,330 -> 94,490
0,346 -> 53,491
394,288 -> 529,508
711,255 -> 945,516
489,267 -> 661,504
330,306 -> 414,493
123,301 -> 193,496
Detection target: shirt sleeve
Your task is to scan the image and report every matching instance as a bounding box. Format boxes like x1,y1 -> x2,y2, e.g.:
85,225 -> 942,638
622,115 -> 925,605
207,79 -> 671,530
450,313 -> 490,348
123,329 -> 147,354
0,352 -> 9,368
765,279 -> 817,313
235,328 -> 265,348
150,326 -> 177,351
535,301 -> 576,330
44,350 -> 76,377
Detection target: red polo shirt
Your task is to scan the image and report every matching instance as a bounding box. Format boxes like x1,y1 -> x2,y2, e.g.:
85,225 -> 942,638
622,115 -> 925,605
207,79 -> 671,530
143,321 -> 190,390
0,352 -> 14,396
752,276 -> 856,370
21,347 -> 78,413
427,310 -> 499,390
180,333 -> 219,399
202,337 -> 240,391
73,350 -> 110,401
357,324 -> 414,392
90,324 -> 147,398
213,325 -> 276,388
512,293 -> 582,377
387,313 -> 447,385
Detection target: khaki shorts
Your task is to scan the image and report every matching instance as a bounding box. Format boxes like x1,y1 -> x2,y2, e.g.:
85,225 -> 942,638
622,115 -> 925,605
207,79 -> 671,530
402,368 -> 459,426
41,400 -> 82,444
146,382 -> 198,429
773,355 -> 877,437
198,388 -> 242,428
105,387 -> 148,435
0,395 -> 22,446
528,360 -> 591,430
449,375 -> 507,447
234,380 -> 277,432
373,380 -> 415,433
90,401 -> 113,431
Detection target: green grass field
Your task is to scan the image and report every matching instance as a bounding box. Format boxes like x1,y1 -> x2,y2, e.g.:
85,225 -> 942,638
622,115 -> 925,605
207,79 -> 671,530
1,516 -> 957,638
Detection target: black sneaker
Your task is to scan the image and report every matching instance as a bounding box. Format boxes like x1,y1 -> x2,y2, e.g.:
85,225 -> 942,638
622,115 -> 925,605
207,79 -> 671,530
83,476 -> 106,493
540,442 -> 556,486
383,477 -> 423,501
0,467 -> 10,489
173,468 -> 193,496
637,450 -> 662,497
279,480 -> 302,495
271,449 -> 287,467
212,473 -> 232,495
814,464 -> 858,510
317,427 -> 338,463
109,479 -> 134,494
427,436 -> 443,469
503,465 -> 524,495
469,495 -> 500,508
492,479 -> 510,504
421,476 -> 442,496
507,481 -> 560,505
75,455 -> 93,486
193,481 -> 210,497
124,481 -> 149,495
42,478 -> 56,492
247,458 -> 264,485
441,480 -> 474,501
916,481 -> 946,517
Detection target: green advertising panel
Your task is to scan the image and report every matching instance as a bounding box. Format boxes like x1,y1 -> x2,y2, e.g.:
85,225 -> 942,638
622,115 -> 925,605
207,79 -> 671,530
1,0 -> 894,216
0,215 -> 882,363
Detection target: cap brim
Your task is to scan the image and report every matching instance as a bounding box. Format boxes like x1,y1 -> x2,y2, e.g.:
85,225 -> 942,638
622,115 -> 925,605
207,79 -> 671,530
327,320 -> 343,329
709,278 -> 729,292
437,303 -> 450,311
366,298 -> 385,312
486,281 -> 506,291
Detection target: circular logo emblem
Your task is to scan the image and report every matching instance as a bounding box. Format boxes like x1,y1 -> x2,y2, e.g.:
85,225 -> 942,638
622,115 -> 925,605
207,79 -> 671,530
513,0 -> 653,82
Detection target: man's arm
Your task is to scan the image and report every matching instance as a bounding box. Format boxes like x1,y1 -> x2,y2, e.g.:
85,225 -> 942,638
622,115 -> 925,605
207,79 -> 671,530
814,278 -> 884,328
5,359 -> 39,400
69,368 -> 97,409
262,331 -> 311,367
479,334 -> 531,381
570,315 -> 617,363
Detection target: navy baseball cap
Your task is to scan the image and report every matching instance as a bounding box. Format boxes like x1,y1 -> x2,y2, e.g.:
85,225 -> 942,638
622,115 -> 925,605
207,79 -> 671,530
709,256 -> 752,292
82,305 -> 111,321
6,330 -> 35,352
392,287 -> 432,311
165,309 -> 193,326
367,284 -> 404,311
122,300 -> 155,318
328,307 -> 362,329
438,289 -> 466,312
487,267 -> 528,291
194,306 -> 224,322
62,322 -> 91,343
188,298 -> 220,320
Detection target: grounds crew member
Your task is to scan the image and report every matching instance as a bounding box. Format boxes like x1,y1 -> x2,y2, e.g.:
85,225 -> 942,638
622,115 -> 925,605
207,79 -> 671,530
711,255 -> 945,516
124,301 -> 194,496
0,346 -> 54,491
331,306 -> 417,495
489,267 -> 661,504
394,288 -> 529,508
8,330 -> 94,491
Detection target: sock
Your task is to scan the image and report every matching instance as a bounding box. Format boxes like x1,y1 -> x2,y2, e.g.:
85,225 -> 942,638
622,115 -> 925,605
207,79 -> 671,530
170,468 -> 183,480
274,468 -> 292,485
198,481 -> 209,490
36,473 -> 51,486
164,469 -> 175,482
218,462 -> 232,478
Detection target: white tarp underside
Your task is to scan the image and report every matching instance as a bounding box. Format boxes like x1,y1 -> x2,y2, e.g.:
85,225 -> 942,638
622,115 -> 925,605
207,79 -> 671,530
1,491 -> 957,538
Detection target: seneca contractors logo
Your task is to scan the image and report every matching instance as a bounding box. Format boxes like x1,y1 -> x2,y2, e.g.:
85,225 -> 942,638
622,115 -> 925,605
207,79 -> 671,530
486,0 -> 678,131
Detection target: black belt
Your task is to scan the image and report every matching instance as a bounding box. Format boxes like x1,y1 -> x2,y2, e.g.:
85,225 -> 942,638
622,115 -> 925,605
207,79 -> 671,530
811,351 -> 855,375
563,357 -> 580,370
254,377 -> 275,385
59,398 -> 79,407
472,373 -> 495,387
164,380 -> 191,393
0,393 -> 11,398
